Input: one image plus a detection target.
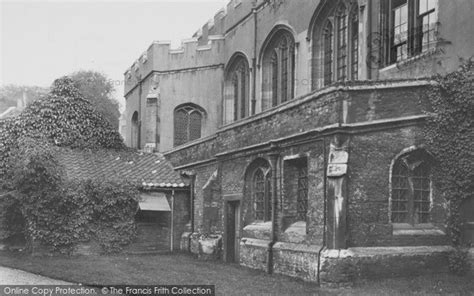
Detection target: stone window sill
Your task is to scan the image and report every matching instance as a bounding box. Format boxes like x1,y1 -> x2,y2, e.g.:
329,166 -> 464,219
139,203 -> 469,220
379,47 -> 442,73
392,223 -> 445,236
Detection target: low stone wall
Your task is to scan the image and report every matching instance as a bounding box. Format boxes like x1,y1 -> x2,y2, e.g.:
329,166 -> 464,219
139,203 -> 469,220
272,242 -> 321,282
240,238 -> 270,271
319,246 -> 454,286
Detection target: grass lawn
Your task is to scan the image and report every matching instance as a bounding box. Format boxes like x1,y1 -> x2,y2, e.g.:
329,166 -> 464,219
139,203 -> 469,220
0,251 -> 472,296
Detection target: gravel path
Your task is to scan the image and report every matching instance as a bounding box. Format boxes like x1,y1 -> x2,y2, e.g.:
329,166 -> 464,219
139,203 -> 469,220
0,266 -> 72,284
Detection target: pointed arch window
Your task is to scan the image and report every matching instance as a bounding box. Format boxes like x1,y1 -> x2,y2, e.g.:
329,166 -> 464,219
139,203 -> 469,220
391,149 -> 432,224
262,29 -> 295,110
350,5 -> 359,80
224,55 -> 250,124
323,22 -> 334,86
253,168 -> 272,221
314,2 -> 359,90
336,4 -> 348,82
131,111 -> 140,149
174,104 -> 205,147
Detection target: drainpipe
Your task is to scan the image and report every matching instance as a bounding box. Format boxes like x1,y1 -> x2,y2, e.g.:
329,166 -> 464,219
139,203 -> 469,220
317,138 -> 328,286
170,190 -> 175,252
190,174 -> 196,234
267,143 -> 279,274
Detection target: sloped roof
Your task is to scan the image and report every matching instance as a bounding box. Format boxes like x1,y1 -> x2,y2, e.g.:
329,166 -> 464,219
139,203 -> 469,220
56,148 -> 187,189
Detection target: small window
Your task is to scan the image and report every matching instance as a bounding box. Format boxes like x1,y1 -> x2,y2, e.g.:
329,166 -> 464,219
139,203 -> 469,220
173,104 -> 204,147
253,168 -> 272,221
296,164 -> 309,221
283,157 -> 309,223
131,111 -> 140,149
391,149 -> 432,224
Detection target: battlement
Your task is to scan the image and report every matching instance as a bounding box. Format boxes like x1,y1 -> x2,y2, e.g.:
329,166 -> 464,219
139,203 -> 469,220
123,0 -> 266,95
124,34 -> 225,94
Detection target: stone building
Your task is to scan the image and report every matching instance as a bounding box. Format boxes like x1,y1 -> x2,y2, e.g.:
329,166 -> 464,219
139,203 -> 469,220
123,0 -> 474,284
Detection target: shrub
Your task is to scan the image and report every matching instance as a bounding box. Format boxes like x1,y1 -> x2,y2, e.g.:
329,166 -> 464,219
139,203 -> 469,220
448,248 -> 471,276
2,137 -> 139,254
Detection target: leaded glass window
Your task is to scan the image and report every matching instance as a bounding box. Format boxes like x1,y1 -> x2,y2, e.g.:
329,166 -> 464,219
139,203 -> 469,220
263,29 -> 295,109
324,22 -> 334,86
174,105 -> 204,147
336,4 -> 348,82
253,168 -> 272,221
296,165 -> 309,221
391,150 -> 432,224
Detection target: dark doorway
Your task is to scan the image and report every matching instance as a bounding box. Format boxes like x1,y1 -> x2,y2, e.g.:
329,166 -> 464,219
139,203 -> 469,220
226,201 -> 240,263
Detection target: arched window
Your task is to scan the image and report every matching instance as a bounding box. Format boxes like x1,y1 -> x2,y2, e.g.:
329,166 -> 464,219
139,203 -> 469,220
312,1 -> 359,89
131,111 -> 139,149
262,29 -> 295,110
174,104 -> 205,147
350,5 -> 359,80
253,168 -> 272,221
323,21 -> 334,86
224,55 -> 250,124
391,149 -> 432,224
336,4 -> 348,82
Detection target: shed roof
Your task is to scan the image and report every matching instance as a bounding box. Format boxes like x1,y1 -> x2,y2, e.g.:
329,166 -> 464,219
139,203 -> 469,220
56,148 -> 187,189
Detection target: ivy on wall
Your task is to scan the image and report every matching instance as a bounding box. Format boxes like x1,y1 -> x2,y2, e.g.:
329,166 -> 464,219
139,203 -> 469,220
4,137 -> 139,254
0,76 -> 138,254
424,60 -> 474,246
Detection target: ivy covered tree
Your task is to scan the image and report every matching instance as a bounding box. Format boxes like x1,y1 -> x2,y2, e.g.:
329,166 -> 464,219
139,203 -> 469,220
0,76 -> 125,178
0,77 -> 137,254
69,71 -> 121,129
424,60 -> 474,246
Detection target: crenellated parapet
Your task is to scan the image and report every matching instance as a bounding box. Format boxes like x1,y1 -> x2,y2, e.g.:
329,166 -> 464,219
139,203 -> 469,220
124,0 -> 267,95
124,34 -> 225,94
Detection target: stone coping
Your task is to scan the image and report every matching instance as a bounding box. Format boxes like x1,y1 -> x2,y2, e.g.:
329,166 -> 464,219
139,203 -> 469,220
273,242 -> 322,254
240,238 -> 271,248
322,245 -> 454,259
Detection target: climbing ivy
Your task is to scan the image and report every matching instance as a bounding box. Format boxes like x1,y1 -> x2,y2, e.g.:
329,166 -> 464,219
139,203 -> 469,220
423,60 -> 474,246
0,76 -> 137,254
3,137 -> 139,254
0,76 -> 125,179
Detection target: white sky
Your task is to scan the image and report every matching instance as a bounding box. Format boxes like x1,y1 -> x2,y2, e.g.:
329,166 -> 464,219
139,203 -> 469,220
0,0 -> 228,109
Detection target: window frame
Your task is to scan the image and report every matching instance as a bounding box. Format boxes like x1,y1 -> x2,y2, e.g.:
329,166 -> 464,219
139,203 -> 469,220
320,1 -> 359,88
224,55 -> 250,125
383,0 -> 438,66
262,29 -> 296,109
253,167 -> 272,222
390,150 -> 433,226
173,104 -> 204,147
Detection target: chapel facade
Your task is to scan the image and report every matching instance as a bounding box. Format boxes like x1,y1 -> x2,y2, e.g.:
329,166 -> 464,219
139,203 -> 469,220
123,0 -> 474,284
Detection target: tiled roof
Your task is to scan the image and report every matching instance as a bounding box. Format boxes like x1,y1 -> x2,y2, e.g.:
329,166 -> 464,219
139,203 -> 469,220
56,148 -> 187,189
